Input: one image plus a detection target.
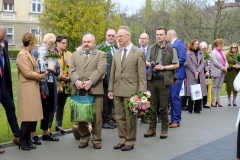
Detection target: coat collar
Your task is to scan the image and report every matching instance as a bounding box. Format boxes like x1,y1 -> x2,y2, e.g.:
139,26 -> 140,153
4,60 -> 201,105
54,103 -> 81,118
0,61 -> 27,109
79,48 -> 97,68
190,50 -> 202,65
21,47 -> 36,67
121,45 -> 136,71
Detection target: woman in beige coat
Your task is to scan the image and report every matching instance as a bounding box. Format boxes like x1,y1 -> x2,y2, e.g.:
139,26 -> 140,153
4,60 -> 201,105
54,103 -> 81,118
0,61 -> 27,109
16,32 -> 47,150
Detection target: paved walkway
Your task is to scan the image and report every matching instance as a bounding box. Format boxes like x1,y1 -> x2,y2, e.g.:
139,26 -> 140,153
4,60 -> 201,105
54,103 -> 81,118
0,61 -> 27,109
0,96 -> 239,160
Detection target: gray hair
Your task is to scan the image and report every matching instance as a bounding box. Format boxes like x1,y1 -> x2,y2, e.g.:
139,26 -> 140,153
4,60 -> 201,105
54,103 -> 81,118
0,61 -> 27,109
119,26 -> 131,35
0,25 -> 7,35
82,33 -> 95,42
43,33 -> 56,44
167,30 -> 177,37
199,41 -> 208,49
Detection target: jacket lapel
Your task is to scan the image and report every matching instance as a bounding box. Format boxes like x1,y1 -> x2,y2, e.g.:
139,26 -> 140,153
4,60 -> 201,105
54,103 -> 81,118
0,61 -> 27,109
121,45 -> 135,71
84,49 -> 96,68
77,50 -> 85,68
190,52 -> 198,66
21,47 -> 36,67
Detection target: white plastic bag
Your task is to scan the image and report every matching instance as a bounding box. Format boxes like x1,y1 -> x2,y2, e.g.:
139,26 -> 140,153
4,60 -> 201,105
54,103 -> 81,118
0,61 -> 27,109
190,84 -> 203,100
234,72 -> 240,91
179,81 -> 185,97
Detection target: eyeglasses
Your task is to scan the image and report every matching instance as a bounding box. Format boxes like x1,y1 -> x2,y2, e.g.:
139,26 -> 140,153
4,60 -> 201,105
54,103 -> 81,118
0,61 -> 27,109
107,35 -> 115,37
116,34 -> 128,38
59,42 -> 67,45
231,47 -> 237,49
42,41 -> 52,47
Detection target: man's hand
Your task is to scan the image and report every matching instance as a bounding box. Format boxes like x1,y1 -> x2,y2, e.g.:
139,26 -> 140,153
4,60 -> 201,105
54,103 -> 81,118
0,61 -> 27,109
154,64 -> 164,70
61,75 -> 70,81
76,81 -> 84,90
83,80 -> 92,91
108,92 -> 114,99
146,61 -> 151,67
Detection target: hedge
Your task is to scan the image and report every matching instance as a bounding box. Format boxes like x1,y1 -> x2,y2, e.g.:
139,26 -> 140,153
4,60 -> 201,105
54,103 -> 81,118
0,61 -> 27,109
8,50 -> 20,59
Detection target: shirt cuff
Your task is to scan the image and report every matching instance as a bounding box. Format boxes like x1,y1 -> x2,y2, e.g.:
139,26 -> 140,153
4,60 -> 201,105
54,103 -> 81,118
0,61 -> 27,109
88,79 -> 93,84
74,79 -> 79,86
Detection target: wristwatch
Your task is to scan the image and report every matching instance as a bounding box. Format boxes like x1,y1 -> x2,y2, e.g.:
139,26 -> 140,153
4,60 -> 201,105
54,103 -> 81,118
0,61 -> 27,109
163,66 -> 166,70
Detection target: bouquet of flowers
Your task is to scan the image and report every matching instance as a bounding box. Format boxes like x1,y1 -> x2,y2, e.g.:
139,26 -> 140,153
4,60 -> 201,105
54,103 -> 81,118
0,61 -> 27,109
127,91 -> 154,125
58,64 -> 72,94
45,50 -> 61,59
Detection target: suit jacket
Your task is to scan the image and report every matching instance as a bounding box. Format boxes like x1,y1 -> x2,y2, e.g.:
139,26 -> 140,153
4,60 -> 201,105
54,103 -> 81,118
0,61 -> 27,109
16,47 -> 44,121
137,45 -> 150,75
2,40 -> 13,99
186,50 -> 207,97
97,41 -> 118,86
172,39 -> 187,80
69,48 -> 107,95
108,44 -> 147,97
210,48 -> 228,78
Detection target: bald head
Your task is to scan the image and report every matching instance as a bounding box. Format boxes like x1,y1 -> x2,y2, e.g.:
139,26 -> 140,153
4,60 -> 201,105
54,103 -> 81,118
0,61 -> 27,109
139,33 -> 149,48
167,30 -> 177,42
106,29 -> 116,44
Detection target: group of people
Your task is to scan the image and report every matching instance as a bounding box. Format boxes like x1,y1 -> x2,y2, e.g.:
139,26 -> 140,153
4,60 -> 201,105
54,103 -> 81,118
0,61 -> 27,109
0,23 -> 239,156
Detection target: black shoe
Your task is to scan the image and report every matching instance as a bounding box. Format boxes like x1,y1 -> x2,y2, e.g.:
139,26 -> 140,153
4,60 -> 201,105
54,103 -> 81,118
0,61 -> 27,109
194,111 -> 201,114
27,140 -> 36,149
203,105 -> 210,108
102,122 -> 114,129
182,107 -> 188,111
55,127 -> 66,134
18,140 -> 31,151
107,121 -> 117,128
216,102 -> 223,107
189,111 -> 192,114
42,134 -> 59,141
31,136 -> 42,145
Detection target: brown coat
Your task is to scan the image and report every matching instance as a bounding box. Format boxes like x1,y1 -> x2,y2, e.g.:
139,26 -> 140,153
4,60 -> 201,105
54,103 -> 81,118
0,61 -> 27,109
108,45 -> 147,97
16,47 -> 45,122
69,48 -> 107,95
186,50 -> 207,97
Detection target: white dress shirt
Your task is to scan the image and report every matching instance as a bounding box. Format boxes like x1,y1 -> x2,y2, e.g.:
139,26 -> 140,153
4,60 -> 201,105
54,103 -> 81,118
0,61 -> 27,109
121,43 -> 133,61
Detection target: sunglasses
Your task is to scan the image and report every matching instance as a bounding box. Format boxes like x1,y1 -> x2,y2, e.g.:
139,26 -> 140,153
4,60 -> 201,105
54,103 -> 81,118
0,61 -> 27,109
231,47 -> 237,49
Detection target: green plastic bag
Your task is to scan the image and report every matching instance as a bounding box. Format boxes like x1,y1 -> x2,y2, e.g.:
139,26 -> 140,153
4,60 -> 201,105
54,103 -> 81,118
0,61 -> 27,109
70,91 -> 96,122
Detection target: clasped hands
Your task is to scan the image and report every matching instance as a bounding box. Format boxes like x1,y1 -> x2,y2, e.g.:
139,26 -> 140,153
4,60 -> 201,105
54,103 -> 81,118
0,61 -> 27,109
76,80 -> 92,91
146,62 -> 164,70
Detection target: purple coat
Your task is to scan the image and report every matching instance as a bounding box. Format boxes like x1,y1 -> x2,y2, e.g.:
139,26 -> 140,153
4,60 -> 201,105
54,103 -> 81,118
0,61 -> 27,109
186,50 -> 207,97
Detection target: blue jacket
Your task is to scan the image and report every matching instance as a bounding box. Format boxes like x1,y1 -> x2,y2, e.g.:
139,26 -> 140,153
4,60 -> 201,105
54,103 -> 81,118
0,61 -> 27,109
172,39 -> 187,80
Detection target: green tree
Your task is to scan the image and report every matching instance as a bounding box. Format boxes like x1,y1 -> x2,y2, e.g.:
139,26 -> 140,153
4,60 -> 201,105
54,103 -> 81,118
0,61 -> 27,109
39,0 -> 121,51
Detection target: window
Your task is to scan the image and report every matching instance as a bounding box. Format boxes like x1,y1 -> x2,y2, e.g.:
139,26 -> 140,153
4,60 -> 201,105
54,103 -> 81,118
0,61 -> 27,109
6,28 -> 14,45
31,0 -> 42,13
31,28 -> 41,45
3,0 -> 14,12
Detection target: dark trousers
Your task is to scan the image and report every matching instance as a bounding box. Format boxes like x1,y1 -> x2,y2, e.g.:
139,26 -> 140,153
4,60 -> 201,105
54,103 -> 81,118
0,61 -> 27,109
31,121 -> 37,132
181,96 -> 189,108
102,85 -> 113,123
148,79 -> 170,131
48,93 -> 68,128
203,96 -> 207,106
188,96 -> 202,112
1,82 -> 20,137
41,83 -> 55,130
237,125 -> 240,158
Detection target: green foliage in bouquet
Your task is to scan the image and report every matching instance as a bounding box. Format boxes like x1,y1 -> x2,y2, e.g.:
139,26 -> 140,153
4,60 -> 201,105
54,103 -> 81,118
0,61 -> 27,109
45,50 -> 61,59
235,54 -> 240,62
204,51 -> 210,60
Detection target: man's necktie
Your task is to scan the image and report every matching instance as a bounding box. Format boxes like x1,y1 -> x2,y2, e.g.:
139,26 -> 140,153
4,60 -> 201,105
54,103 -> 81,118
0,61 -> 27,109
84,52 -> 90,64
121,48 -> 127,67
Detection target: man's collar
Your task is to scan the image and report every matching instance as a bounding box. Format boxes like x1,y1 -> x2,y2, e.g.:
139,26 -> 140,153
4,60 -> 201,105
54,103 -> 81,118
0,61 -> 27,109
124,43 -> 133,51
105,41 -> 113,46
171,38 -> 177,45
140,45 -> 148,50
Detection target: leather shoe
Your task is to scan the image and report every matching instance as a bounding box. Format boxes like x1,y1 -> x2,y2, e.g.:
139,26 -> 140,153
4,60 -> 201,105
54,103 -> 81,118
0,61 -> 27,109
113,143 -> 125,149
169,122 -> 180,128
121,145 -> 134,151
0,149 -> 5,154
93,143 -> 101,149
108,121 -> 117,128
42,134 -> 59,141
102,122 -> 115,129
78,142 -> 88,148
13,137 -> 19,144
169,121 -> 173,125
31,136 -> 42,145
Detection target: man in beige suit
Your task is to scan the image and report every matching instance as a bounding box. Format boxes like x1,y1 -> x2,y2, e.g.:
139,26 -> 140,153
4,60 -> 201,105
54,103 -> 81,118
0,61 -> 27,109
69,33 -> 107,149
108,26 -> 147,151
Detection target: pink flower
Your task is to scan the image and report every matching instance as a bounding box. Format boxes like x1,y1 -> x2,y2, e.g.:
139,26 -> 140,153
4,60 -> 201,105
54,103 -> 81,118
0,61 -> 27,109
141,105 -> 146,111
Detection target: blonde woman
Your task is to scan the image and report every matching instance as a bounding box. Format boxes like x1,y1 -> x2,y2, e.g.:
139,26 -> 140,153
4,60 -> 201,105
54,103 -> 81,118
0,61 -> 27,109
210,39 -> 228,107
225,43 -> 240,106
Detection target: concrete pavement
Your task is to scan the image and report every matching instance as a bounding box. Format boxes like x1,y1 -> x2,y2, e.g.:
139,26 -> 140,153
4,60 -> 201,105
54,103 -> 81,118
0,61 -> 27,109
0,96 -> 239,160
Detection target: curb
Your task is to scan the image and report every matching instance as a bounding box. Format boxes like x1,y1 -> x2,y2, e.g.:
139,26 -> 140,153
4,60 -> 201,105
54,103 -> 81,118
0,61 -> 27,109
0,129 -> 72,148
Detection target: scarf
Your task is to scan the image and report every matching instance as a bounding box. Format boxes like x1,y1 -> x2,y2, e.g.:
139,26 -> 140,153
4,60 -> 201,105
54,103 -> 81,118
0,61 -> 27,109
216,48 -> 226,67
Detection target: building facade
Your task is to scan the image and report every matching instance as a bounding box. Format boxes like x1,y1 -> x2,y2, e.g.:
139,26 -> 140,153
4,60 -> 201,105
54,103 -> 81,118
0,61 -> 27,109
0,0 -> 43,50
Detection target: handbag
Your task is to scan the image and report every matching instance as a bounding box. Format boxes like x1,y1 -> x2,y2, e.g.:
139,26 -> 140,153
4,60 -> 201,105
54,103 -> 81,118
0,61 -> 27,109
234,72 -> 240,91
70,91 -> 96,122
205,76 -> 212,85
190,80 -> 203,100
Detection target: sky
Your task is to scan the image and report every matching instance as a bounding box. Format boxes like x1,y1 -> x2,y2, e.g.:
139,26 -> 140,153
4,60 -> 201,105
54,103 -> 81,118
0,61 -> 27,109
112,0 -> 145,15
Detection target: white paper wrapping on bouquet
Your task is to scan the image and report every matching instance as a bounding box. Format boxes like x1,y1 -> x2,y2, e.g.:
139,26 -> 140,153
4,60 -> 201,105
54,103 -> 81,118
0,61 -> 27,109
234,72 -> 240,91
37,46 -> 48,73
48,58 -> 57,70
190,84 -> 202,100
179,81 -> 185,96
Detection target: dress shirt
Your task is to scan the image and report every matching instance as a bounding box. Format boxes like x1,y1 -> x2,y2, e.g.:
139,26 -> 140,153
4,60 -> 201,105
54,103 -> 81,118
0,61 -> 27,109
121,43 -> 133,61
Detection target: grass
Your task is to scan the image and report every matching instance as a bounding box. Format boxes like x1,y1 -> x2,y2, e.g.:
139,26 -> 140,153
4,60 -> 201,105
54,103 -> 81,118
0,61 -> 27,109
0,62 -> 228,143
0,62 -> 73,143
